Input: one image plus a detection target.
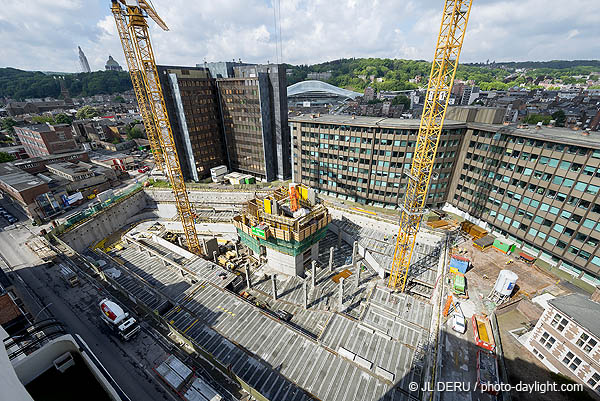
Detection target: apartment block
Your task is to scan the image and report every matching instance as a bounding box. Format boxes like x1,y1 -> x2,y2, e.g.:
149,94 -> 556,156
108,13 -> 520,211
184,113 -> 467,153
446,123 -> 600,279
14,124 -> 78,157
526,293 -> 600,396
289,115 -> 464,209
217,64 -> 291,181
157,65 -> 227,181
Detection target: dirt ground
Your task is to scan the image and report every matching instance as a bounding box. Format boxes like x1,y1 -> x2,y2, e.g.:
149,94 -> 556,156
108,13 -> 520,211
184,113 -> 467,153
458,240 -> 568,300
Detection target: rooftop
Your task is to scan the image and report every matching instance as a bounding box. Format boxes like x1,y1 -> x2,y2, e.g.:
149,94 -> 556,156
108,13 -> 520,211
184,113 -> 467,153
548,294 -> 600,339
0,164 -> 46,192
287,80 -> 363,99
468,122 -> 600,149
46,162 -> 91,176
289,114 -> 466,129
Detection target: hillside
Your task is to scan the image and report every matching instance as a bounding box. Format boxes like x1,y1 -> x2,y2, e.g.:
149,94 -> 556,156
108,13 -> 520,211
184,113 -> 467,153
285,59 -> 600,92
0,68 -> 132,100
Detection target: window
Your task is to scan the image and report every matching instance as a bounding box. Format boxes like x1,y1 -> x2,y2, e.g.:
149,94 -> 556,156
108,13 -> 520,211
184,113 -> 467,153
576,332 -> 598,353
539,331 -> 556,350
562,351 -> 582,372
588,372 -> 600,388
551,313 -> 569,332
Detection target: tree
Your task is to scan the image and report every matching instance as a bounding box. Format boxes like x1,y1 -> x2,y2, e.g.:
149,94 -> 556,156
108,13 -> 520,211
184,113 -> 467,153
127,127 -> 143,140
111,138 -> 121,145
551,110 -> 566,127
31,115 -> 56,124
113,95 -> 125,103
55,113 -> 73,125
391,95 -> 411,108
0,118 -> 17,134
76,106 -> 100,119
0,152 -> 15,163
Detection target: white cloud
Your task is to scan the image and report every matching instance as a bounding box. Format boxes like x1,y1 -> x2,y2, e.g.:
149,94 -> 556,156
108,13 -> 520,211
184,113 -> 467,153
0,0 -> 598,72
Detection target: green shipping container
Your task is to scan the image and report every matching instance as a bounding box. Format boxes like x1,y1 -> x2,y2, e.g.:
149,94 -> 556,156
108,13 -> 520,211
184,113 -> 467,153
454,275 -> 465,293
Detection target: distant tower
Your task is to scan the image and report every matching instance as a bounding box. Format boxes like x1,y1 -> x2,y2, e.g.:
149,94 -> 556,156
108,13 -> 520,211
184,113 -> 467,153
105,55 -> 123,71
78,46 -> 91,73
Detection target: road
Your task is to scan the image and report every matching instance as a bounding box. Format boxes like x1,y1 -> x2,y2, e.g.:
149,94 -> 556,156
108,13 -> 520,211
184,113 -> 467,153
0,209 -> 177,401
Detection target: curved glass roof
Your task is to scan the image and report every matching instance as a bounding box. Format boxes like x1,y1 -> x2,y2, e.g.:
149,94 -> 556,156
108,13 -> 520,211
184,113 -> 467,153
287,80 -> 362,99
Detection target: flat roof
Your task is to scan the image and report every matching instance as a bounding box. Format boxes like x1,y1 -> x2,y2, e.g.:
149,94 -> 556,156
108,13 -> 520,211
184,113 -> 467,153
468,122 -> 600,149
548,294 -> 600,339
0,164 -> 46,192
13,151 -> 88,166
46,162 -> 91,176
289,114 -> 466,129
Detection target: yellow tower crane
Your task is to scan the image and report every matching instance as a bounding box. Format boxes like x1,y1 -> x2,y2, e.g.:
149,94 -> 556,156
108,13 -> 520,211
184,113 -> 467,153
110,0 -> 202,254
388,0 -> 473,291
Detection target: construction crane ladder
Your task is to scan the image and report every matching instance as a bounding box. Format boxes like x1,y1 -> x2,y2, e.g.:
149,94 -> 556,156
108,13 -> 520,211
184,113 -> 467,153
111,1 -> 202,254
388,0 -> 473,291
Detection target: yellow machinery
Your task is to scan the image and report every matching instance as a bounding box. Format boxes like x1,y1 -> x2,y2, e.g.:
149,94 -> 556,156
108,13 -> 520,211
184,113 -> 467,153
388,0 -> 473,291
110,1 -> 201,254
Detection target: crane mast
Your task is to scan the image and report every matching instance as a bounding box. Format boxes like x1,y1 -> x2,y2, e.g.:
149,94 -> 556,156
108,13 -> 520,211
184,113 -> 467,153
110,3 -> 163,171
111,1 -> 202,254
388,0 -> 473,291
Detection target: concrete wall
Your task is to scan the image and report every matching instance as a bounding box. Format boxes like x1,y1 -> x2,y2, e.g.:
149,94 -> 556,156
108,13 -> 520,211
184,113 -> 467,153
145,189 -> 257,209
59,190 -> 148,252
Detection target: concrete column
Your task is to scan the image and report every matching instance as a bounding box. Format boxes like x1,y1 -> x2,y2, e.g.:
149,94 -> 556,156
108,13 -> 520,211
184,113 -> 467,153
234,242 -> 239,255
138,244 -> 143,253
337,230 -> 342,248
311,260 -> 317,288
328,247 -> 335,272
271,274 -> 278,301
245,264 -> 252,289
213,251 -> 218,264
303,279 -> 308,310
356,261 -> 360,287
352,241 -> 358,268
160,258 -> 167,267
339,277 -> 344,310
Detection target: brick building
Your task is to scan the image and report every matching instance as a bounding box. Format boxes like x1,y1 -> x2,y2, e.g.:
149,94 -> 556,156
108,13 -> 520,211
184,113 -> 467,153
14,124 -> 79,157
526,293 -> 600,395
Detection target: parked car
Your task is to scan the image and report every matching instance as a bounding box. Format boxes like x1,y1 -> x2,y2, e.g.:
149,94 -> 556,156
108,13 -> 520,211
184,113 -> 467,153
137,166 -> 150,173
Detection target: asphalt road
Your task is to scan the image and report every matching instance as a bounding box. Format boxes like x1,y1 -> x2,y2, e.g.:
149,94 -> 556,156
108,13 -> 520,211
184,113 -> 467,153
0,214 -> 177,401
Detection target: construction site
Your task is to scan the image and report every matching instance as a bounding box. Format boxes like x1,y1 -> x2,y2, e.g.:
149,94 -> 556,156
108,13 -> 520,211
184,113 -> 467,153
50,183 -> 447,401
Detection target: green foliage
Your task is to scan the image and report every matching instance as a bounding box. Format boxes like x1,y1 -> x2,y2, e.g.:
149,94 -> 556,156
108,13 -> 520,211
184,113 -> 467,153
551,110 -> 566,126
0,68 -> 132,100
31,115 -> 56,124
525,114 -> 552,125
111,138 -> 121,145
113,95 -> 125,103
367,99 -> 383,104
76,106 -> 100,119
285,59 -> 600,93
55,113 -> 73,125
391,95 -> 410,108
127,127 -> 143,140
1,118 -> 17,134
0,152 -> 15,163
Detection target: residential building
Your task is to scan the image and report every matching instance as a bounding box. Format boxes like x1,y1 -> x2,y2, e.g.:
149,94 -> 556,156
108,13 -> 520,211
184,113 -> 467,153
0,324 -> 124,401
13,151 -> 90,174
306,71 -> 332,81
45,161 -> 114,194
218,63 -> 291,181
364,87 -> 375,102
104,55 -> 122,71
5,100 -> 70,117
0,146 -> 28,160
460,86 -> 480,105
289,115 -> 464,209
526,292 -> 600,396
14,124 -> 78,157
157,65 -> 227,181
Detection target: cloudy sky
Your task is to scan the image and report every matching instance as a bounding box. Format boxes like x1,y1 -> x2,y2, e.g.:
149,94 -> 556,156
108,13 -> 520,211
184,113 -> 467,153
0,0 -> 598,72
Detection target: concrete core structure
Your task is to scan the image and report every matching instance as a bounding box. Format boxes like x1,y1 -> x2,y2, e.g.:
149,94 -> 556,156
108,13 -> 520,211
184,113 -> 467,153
233,185 -> 331,277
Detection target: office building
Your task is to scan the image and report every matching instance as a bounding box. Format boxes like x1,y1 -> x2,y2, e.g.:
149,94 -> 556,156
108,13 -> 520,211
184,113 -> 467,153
157,65 -> 227,181
77,46 -> 91,73
289,115 -> 464,209
14,124 -> 79,157
218,64 -> 291,181
446,123 -> 600,281
291,113 -> 600,285
526,292 -> 600,396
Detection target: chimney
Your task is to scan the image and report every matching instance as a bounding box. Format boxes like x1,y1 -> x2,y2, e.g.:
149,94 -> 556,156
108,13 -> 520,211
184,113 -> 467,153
591,286 -> 600,303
